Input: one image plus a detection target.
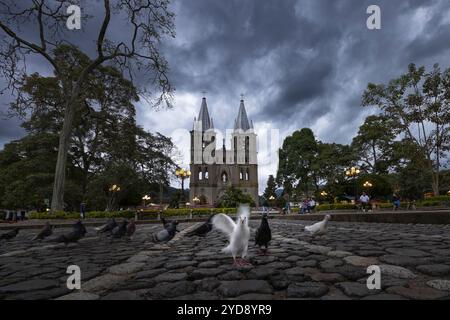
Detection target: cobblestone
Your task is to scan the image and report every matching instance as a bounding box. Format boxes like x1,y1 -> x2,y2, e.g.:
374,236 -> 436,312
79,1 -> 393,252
1,219 -> 450,300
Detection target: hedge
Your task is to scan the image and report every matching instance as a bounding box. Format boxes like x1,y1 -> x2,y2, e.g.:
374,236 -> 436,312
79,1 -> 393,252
27,208 -> 239,220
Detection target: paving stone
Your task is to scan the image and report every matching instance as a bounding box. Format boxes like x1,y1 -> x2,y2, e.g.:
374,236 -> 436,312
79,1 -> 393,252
380,255 -> 433,267
55,291 -> 100,300
344,256 -> 379,267
361,294 -> 407,300
416,264 -> 450,276
296,260 -> 317,268
147,281 -> 196,299
153,272 -> 188,282
82,274 -> 129,293
101,290 -> 141,300
309,271 -> 345,283
320,259 -> 344,269
198,261 -> 220,268
385,248 -> 430,257
379,264 -> 417,279
246,267 -> 279,279
108,262 -> 145,275
327,250 -> 353,258
191,268 -> 224,279
135,268 -> 166,279
336,282 -> 379,298
386,285 -> 449,300
427,279 -> 450,291
218,271 -> 246,281
234,293 -> 273,300
0,279 -> 59,293
217,280 -> 272,297
287,282 -> 329,298
305,245 -> 332,255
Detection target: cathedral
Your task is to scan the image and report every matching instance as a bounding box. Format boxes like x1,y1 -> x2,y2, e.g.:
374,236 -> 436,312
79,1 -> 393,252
189,96 -> 259,206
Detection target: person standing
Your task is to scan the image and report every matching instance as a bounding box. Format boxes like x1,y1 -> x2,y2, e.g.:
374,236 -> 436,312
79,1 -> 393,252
392,193 -> 400,210
308,197 -> 316,213
359,192 -> 370,213
80,201 -> 86,219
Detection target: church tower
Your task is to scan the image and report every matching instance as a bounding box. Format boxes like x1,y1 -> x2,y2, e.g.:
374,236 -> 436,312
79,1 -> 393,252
189,95 -> 258,206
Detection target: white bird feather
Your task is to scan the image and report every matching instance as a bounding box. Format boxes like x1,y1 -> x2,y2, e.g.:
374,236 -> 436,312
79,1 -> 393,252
212,204 -> 251,262
304,214 -> 331,236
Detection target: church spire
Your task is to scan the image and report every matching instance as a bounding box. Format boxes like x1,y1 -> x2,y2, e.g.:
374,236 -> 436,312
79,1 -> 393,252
197,96 -> 211,131
234,96 -> 251,131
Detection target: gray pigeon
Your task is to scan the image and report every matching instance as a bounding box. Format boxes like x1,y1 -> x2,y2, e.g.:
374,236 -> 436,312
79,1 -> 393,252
46,220 -> 86,244
94,218 -> 117,234
0,228 -> 19,240
152,221 -> 179,242
32,222 -> 53,240
186,214 -> 215,237
111,220 -> 128,239
126,219 -> 136,238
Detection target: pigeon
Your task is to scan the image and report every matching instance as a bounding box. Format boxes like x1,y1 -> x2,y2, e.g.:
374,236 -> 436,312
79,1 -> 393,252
255,213 -> 271,255
32,222 -> 53,240
304,214 -> 331,236
212,204 -> 251,266
46,220 -> 86,244
126,219 -> 136,238
152,221 -> 179,242
0,228 -> 19,240
186,214 -> 216,237
110,220 -> 128,239
94,218 -> 117,234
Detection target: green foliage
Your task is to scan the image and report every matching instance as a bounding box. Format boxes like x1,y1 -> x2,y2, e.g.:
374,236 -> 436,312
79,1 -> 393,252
0,49 -> 176,211
263,175 -> 277,200
217,187 -> 255,208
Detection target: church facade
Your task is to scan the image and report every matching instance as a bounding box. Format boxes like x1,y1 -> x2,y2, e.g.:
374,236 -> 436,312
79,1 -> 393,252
189,96 -> 258,206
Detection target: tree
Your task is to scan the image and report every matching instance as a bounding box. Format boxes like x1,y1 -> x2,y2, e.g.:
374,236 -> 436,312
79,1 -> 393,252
0,0 -> 175,210
0,59 -> 176,211
351,115 -> 397,174
276,128 -> 319,196
363,63 -> 450,195
263,175 -> 277,200
217,187 -> 255,208
315,142 -> 355,197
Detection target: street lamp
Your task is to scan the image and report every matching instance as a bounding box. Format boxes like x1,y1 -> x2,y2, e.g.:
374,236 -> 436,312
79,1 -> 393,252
320,191 -> 328,197
193,196 -> 200,205
108,184 -> 121,211
345,167 -> 360,201
142,195 -> 151,207
363,181 -> 373,188
175,168 -> 191,203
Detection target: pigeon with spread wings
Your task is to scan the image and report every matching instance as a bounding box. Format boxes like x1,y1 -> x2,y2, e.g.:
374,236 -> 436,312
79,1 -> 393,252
212,204 -> 251,266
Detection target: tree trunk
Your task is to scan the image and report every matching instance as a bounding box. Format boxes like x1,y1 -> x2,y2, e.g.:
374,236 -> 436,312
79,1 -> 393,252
50,99 -> 77,211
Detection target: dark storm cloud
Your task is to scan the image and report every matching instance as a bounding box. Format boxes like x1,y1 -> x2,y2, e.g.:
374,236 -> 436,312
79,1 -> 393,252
153,0 -> 450,145
1,0 -> 450,166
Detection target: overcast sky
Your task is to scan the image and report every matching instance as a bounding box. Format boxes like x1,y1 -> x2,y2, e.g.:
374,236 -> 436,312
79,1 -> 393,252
1,0 -> 450,193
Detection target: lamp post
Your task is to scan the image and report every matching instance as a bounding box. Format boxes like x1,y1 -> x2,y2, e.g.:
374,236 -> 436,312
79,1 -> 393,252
363,181 -> 373,188
108,184 -> 121,211
175,168 -> 191,204
345,167 -> 360,202
142,195 -> 151,208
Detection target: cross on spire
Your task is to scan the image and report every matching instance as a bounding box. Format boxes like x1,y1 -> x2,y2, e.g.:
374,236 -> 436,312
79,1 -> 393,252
202,90 -> 207,98
240,93 -> 245,101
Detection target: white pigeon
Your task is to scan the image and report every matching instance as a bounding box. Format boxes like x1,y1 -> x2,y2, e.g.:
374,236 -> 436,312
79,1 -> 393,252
304,214 -> 331,236
212,204 -> 251,266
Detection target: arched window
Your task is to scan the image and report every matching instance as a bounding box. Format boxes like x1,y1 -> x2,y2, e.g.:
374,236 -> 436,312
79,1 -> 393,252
205,168 -> 209,179
245,168 -> 249,181
198,169 -> 203,180
221,172 -> 228,183
239,169 -> 243,180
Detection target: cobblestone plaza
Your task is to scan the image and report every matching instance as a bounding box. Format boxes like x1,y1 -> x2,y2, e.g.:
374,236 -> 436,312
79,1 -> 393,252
1,218 -> 450,300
